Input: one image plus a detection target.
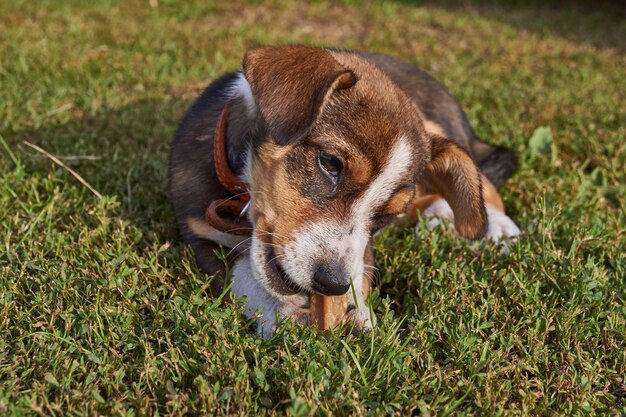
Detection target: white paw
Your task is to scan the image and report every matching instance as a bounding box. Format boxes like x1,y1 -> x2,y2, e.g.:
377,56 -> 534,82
485,206 -> 520,241
346,303 -> 376,332
421,199 -> 455,230
485,205 -> 520,254
417,200 -> 520,252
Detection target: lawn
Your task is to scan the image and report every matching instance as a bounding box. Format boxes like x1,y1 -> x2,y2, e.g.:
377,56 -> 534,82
1,0 -> 625,415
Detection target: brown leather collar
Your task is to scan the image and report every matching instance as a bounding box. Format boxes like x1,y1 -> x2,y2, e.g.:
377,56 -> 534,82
213,101 -> 250,204
205,101 -> 253,236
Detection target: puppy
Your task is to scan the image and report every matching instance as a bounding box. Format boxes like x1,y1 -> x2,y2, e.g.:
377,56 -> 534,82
168,45 -> 520,338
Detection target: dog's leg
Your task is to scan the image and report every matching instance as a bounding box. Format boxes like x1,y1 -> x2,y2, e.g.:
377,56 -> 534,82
408,175 -> 520,247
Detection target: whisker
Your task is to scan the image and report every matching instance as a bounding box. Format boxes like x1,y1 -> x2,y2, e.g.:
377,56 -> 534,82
265,253 -> 286,266
227,236 -> 254,254
226,233 -> 288,255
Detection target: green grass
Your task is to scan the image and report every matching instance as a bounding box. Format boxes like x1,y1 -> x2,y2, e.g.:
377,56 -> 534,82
1,0 -> 625,415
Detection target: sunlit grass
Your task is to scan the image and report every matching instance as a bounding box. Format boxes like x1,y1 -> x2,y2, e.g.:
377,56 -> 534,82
1,1 -> 624,415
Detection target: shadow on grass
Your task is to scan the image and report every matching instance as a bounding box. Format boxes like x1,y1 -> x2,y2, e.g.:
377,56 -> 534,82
394,0 -> 625,53
1,97 -> 192,245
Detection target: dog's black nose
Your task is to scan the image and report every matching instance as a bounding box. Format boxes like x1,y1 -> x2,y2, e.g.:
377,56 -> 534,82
312,266 -> 350,296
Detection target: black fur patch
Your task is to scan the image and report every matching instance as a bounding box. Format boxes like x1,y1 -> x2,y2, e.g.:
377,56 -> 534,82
478,146 -> 518,186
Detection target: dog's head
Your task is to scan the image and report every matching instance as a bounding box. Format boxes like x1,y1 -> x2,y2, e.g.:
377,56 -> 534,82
238,46 -> 486,299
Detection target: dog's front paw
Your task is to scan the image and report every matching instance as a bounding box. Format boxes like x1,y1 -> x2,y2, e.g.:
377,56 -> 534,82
290,309 -> 311,326
483,204 -> 520,254
485,205 -> 520,242
419,198 -> 455,232
417,198 -> 454,234
417,199 -> 520,252
344,303 -> 376,334
256,306 -> 309,339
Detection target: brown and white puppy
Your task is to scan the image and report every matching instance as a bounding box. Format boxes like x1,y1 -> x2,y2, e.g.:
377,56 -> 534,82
168,45 -> 520,338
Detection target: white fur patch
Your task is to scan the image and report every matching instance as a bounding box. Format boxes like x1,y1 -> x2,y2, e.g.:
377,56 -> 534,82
231,253 -> 308,338
194,134 -> 211,142
351,136 -> 414,221
421,199 -> 455,230
344,135 -> 414,281
227,72 -> 255,115
484,206 -> 521,243
230,254 -> 279,338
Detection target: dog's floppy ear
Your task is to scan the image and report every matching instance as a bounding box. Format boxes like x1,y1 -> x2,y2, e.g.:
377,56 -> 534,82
243,45 -> 357,145
420,135 -> 487,239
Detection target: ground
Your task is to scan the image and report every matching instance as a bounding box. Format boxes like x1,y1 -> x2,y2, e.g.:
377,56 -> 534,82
0,0 -> 625,415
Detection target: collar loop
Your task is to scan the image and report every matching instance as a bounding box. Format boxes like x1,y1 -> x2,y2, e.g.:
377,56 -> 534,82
205,101 -> 253,236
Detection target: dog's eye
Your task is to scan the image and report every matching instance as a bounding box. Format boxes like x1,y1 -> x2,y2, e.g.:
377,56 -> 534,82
318,150 -> 343,183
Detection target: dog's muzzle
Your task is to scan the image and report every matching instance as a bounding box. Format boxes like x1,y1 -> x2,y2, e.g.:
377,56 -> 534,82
263,247 -> 305,295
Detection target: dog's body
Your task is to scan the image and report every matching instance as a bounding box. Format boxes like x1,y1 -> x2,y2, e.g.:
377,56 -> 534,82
169,46 -> 520,337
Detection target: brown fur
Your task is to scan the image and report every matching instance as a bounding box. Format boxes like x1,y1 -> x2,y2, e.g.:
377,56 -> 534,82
417,135 -> 487,239
482,175 -> 505,212
244,46 -> 357,145
407,174 -> 506,224
251,141 -> 314,247
383,187 -> 416,216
